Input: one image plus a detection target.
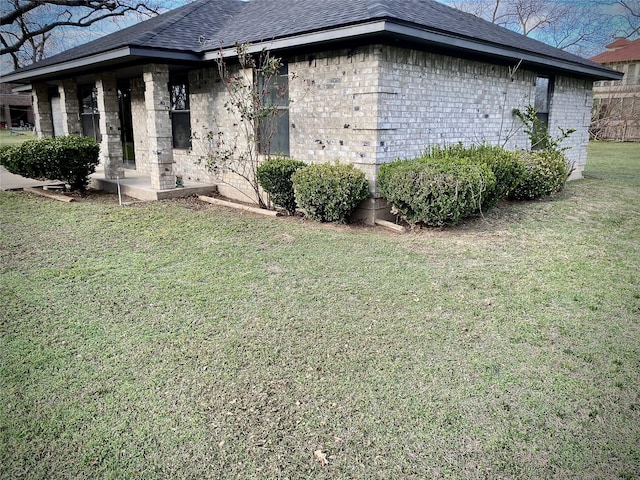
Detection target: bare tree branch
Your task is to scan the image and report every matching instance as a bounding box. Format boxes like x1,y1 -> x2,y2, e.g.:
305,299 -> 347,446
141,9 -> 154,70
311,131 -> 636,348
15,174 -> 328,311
1,0 -> 161,69
441,0 -> 637,56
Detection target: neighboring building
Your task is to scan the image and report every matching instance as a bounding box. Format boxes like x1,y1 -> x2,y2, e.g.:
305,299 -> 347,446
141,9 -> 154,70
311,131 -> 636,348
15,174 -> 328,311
0,83 -> 34,129
1,0 -> 621,222
590,38 -> 640,141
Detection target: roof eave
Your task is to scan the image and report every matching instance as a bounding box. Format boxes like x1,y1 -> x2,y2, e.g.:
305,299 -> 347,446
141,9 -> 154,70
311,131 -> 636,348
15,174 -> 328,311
1,47 -> 203,84
202,21 -> 388,60
385,23 -> 624,81
204,20 -> 623,81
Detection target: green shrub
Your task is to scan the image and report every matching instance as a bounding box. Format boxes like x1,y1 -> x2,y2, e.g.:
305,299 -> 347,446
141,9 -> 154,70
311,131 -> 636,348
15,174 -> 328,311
292,162 -> 370,223
0,145 -> 19,172
0,141 -> 49,179
426,144 -> 525,209
378,158 -> 496,226
51,136 -> 101,191
0,136 -> 100,191
509,150 -> 569,200
257,156 -> 307,214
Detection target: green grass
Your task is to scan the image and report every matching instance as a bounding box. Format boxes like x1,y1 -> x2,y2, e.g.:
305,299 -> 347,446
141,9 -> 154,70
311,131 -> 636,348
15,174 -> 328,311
0,129 -> 37,147
1,141 -> 639,479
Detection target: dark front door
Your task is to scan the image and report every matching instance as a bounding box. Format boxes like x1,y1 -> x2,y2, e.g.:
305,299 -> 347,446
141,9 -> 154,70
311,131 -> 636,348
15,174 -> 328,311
118,83 -> 135,169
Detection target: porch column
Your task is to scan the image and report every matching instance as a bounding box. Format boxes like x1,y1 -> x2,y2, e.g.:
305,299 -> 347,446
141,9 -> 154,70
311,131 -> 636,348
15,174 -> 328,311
143,64 -> 174,190
31,83 -> 53,138
59,79 -> 82,136
3,103 -> 10,128
96,72 -> 124,179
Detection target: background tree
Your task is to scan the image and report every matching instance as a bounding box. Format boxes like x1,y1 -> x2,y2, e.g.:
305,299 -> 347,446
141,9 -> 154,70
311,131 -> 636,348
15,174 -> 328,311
603,0 -> 640,38
1,0 -> 172,70
442,0 -> 638,56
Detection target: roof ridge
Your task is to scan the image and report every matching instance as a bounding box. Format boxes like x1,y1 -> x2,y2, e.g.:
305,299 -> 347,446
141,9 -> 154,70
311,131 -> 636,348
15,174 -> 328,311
366,0 -> 390,18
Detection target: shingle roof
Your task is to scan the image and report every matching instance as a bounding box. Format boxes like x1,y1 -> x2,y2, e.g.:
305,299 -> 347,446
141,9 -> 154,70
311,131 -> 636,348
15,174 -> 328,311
5,0 -> 620,81
605,38 -> 632,49
591,38 -> 640,64
208,0 -> 605,71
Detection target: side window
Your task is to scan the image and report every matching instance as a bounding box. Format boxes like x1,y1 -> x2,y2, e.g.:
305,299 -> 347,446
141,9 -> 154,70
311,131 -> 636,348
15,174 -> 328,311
626,64 -> 637,85
257,63 -> 289,156
170,74 -> 191,149
534,76 -> 553,129
79,86 -> 101,142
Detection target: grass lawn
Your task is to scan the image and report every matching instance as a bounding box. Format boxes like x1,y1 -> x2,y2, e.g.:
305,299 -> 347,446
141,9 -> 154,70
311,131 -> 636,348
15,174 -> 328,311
0,129 -> 37,147
1,142 -> 639,479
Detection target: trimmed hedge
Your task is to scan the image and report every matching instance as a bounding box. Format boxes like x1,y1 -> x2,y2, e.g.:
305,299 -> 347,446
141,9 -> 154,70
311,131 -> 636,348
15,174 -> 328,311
292,162 -> 370,223
426,144 -> 525,209
508,150 -> 569,200
257,156 -> 307,214
0,143 -> 48,179
0,136 -> 100,191
378,158 -> 496,226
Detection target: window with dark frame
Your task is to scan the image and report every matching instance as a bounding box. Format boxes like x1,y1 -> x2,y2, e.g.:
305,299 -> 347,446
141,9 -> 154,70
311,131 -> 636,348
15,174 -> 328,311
257,63 -> 289,156
534,76 -> 553,127
79,86 -> 101,142
170,75 -> 191,149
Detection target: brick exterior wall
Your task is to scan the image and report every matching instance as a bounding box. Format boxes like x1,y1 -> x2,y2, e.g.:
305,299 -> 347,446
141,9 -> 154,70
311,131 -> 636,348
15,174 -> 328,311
143,64 -> 175,190
288,45 -> 592,193
549,76 -> 594,179
32,83 -> 53,139
96,73 -> 125,179
59,79 -> 82,136
172,65 -> 260,202
172,67 -> 225,186
130,77 -> 149,174
43,43 -> 594,219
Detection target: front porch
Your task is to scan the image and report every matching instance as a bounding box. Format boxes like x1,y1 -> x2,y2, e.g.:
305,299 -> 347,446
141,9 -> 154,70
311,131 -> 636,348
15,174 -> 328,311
90,167 -> 217,201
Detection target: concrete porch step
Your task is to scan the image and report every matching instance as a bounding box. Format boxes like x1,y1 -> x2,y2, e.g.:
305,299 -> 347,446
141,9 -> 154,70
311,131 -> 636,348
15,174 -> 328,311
90,169 -> 217,201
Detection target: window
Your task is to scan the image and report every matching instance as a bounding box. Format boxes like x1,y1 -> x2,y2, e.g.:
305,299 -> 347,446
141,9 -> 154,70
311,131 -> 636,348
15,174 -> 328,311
170,75 -> 191,149
534,76 -> 553,127
532,76 -> 554,150
257,63 -> 289,156
626,64 -> 637,85
79,86 -> 101,142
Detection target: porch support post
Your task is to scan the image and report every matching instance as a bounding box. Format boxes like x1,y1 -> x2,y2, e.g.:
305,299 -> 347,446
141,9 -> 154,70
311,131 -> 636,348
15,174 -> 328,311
3,103 -> 10,128
59,79 -> 82,136
143,64 -> 174,190
31,83 -> 53,138
96,72 -> 124,179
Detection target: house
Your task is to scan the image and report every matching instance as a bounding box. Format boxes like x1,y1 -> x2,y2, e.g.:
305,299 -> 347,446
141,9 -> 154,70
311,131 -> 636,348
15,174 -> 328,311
590,38 -> 640,142
1,0 -> 622,222
0,83 -> 34,129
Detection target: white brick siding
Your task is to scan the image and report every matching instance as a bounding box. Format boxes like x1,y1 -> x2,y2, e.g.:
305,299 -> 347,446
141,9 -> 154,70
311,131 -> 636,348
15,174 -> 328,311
40,43 -> 594,213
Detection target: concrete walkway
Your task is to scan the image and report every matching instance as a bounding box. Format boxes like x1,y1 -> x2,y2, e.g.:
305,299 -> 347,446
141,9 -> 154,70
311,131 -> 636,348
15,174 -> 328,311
0,165 -> 217,200
0,166 -> 64,191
